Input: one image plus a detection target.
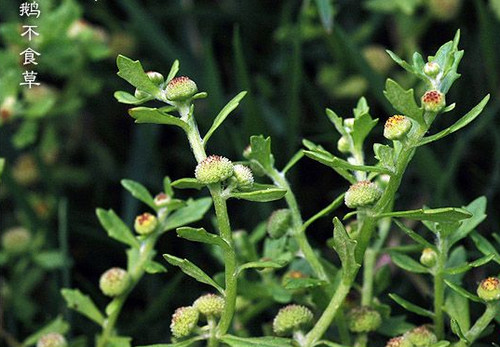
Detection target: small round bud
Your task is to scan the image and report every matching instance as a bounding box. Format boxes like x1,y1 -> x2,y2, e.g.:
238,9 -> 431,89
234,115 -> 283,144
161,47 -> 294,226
170,306 -> 199,338
424,62 -> 440,78
477,277 -> 500,301
422,90 -> 445,113
195,155 -> 234,184
348,306 -> 382,333
345,181 -> 382,209
267,209 -> 292,239
1,227 -> 31,254
37,333 -> 67,347
154,192 -> 171,207
165,76 -> 198,102
272,304 -> 313,336
146,71 -> 164,85
134,88 -> 150,99
362,45 -> 393,74
384,115 -> 412,141
233,164 -> 254,188
134,213 -> 158,235
99,267 -> 130,297
420,248 -> 438,267
337,136 -> 350,153
404,326 -> 437,346
386,336 -> 412,347
193,294 -> 225,317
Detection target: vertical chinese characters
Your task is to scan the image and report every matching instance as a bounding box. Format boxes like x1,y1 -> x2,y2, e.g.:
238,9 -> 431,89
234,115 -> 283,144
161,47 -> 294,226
19,1 -> 41,88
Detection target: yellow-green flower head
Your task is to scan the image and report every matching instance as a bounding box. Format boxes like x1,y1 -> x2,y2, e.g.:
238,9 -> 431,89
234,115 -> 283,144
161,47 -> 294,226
424,62 -> 440,78
273,304 -> 313,336
165,76 -> 198,102
99,267 -> 130,297
385,336 -> 412,347
345,181 -> 382,208
477,277 -> 500,301
146,71 -> 164,85
267,209 -> 292,239
337,136 -> 350,153
193,293 -> 225,317
420,248 -> 438,267
384,115 -> 412,141
233,164 -> 254,188
422,90 -> 445,112
404,326 -> 437,346
1,227 -> 31,254
195,155 -> 234,184
134,213 -> 158,235
348,306 -> 382,333
154,192 -> 171,207
170,306 -> 199,338
36,333 -> 68,347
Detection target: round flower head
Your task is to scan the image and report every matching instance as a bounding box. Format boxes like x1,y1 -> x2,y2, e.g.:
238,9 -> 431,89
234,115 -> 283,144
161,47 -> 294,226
386,336 -> 412,347
273,304 -> 313,336
2,227 -> 31,254
422,90 -> 445,112
165,76 -> 198,102
384,115 -> 412,141
37,333 -> 68,347
477,277 -> 500,301
267,209 -> 292,239
424,62 -> 440,78
99,267 -> 130,297
345,181 -> 382,209
170,306 -> 199,338
404,326 -> 437,346
195,155 -> 234,184
134,213 -> 158,235
233,164 -> 254,188
193,294 -> 225,317
337,136 -> 350,153
146,71 -> 164,85
154,192 -> 171,207
420,248 -> 438,267
348,306 -> 382,333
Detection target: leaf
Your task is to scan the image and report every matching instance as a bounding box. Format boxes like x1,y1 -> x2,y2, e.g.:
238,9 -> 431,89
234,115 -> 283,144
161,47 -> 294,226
386,50 -> 416,74
166,59 -> 179,83
0,158 -> 5,182
332,218 -> 360,280
121,179 -> 155,209
445,254 -> 496,275
450,318 -> 469,342
163,254 -> 224,294
314,0 -> 335,32
282,150 -> 304,174
419,95 -> 490,146
128,107 -> 188,130
238,259 -> 287,273
61,289 -> 105,325
390,252 -> 429,274
220,335 -> 293,347
96,209 -> 139,248
351,98 -> 378,150
230,184 -> 287,202
448,197 -> 487,246
470,231 -> 500,265
303,193 -> 345,230
22,316 -> 69,346
325,108 -> 347,136
113,91 -> 152,105
373,143 -> 395,171
171,177 -> 205,190
163,176 -> 174,197
283,277 -> 327,290
163,197 -> 212,231
377,315 -> 415,337
136,336 -> 205,347
176,227 -> 229,250
394,220 -> 435,249
116,55 -> 161,97
377,207 -> 472,223
33,251 -> 66,270
248,135 -> 274,171
444,280 -> 482,303
383,79 -> 423,124
445,290 -> 470,333
389,293 -> 435,318
203,91 -> 247,144
144,260 -> 168,274
304,149 -> 391,175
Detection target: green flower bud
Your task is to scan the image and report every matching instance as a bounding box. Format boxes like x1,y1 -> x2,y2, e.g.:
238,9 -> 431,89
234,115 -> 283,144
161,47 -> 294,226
477,277 -> 500,301
233,164 -> 254,188
37,333 -> 67,347
362,45 -> 393,74
146,71 -> 164,85
337,136 -> 350,153
170,306 -> 199,338
165,76 -> 198,102
272,304 -> 313,336
386,336 -> 412,347
99,267 -> 130,297
422,90 -> 445,113
428,0 -> 461,21
424,62 -> 440,78
348,306 -> 382,333
404,326 -> 437,346
195,155 -> 234,184
267,209 -> 292,239
154,192 -> 171,207
134,213 -> 158,235
1,227 -> 31,254
384,115 -> 412,141
345,181 -> 382,209
193,294 -> 225,317
420,248 -> 438,267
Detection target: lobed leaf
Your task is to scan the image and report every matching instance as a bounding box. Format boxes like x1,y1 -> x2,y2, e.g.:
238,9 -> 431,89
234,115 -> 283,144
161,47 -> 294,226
383,79 -> 424,124
61,289 -> 105,326
332,218 -> 360,280
163,197 -> 212,232
116,55 -> 161,98
96,208 -> 139,248
248,135 -> 274,171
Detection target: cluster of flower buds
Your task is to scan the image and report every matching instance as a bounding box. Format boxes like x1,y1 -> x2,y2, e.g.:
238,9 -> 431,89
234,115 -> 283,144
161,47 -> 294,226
345,180 -> 382,209
36,333 -> 68,347
348,306 -> 382,333
272,304 -> 313,336
194,155 -> 254,189
99,267 -> 131,297
267,209 -> 292,239
1,227 -> 31,254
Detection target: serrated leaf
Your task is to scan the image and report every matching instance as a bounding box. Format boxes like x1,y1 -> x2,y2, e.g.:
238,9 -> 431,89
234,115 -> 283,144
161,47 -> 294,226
61,289 -> 105,325
113,91 -> 152,105
230,184 -> 287,202
163,197 -> 212,231
96,209 -> 139,248
121,179 -> 155,209
171,177 -> 205,190
394,220 -> 435,249
176,227 -> 229,250
373,143 -> 395,171
128,107 -> 188,130
23,316 -> 70,346
444,280 -> 482,303
238,259 -> 287,274
389,293 -> 435,318
332,218 -> 360,280
390,252 -> 429,274
220,335 -> 293,347
163,254 -> 224,294
203,91 -> 247,144
383,79 -> 423,124
116,55 -> 161,98
325,108 -> 347,136
248,135 -> 274,171
378,207 -> 472,223
144,260 -> 167,274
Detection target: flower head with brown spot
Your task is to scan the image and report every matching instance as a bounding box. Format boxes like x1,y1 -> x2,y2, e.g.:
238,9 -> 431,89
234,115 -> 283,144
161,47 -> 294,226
422,90 -> 445,112
134,212 -> 158,235
384,115 -> 412,140
477,277 -> 500,301
165,76 -> 198,102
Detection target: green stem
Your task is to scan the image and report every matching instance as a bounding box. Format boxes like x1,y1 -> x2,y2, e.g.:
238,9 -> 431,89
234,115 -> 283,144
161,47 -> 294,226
463,302 -> 500,344
434,234 -> 447,340
361,248 -> 377,306
354,333 -> 368,347
207,316 -> 219,347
